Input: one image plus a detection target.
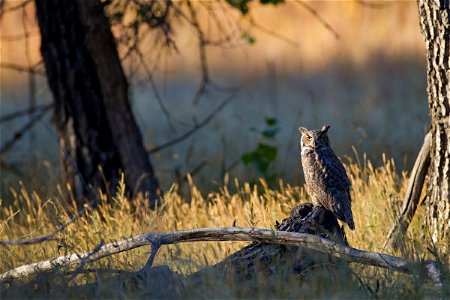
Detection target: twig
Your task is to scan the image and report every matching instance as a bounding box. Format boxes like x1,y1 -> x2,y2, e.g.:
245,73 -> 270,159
0,118 -> 108,246
356,0 -> 393,9
0,104 -> 52,124
0,109 -> 49,155
186,0 -> 210,105
0,31 -> 39,41
0,204 -> 93,246
133,46 -> 178,132
0,227 -> 446,285
0,0 -> 33,19
248,16 -> 299,47
0,63 -> 46,76
67,240 -> 104,281
294,0 -> 340,40
147,94 -> 235,154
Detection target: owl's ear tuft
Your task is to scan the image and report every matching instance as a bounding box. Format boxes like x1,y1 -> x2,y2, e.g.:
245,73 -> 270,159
321,124 -> 331,133
299,127 -> 308,134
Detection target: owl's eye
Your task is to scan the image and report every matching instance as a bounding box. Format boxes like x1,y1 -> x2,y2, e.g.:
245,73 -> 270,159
306,136 -> 313,141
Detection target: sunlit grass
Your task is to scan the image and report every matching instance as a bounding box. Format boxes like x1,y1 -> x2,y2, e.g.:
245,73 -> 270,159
0,156 -> 447,297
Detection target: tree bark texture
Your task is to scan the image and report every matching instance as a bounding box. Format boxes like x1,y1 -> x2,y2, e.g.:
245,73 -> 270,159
35,0 -> 160,207
417,0 -> 450,244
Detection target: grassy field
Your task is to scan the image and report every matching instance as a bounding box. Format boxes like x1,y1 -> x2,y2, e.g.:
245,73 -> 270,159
0,156 -> 448,298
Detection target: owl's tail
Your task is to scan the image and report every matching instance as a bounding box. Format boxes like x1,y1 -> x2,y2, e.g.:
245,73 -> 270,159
345,213 -> 355,230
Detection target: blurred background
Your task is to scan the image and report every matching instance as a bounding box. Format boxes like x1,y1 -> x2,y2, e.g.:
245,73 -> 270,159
0,0 -> 429,195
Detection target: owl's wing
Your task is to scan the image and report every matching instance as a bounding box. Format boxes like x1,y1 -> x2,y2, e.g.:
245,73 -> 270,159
323,152 -> 351,193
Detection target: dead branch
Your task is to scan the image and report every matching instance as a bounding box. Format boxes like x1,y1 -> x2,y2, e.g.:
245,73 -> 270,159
248,16 -> 299,47
384,132 -> 432,250
0,226 -> 445,285
0,0 -> 32,19
0,109 -> 49,155
186,0 -> 209,105
0,203 -> 94,246
356,0 -> 393,9
67,240 -> 104,281
147,94 -> 235,154
0,104 -> 52,123
294,0 -> 340,39
0,63 -> 46,76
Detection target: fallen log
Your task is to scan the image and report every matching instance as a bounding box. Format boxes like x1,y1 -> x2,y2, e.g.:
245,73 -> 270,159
0,204 -> 446,294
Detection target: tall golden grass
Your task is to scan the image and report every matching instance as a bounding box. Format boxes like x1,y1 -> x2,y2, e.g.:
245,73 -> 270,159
1,156 -> 446,296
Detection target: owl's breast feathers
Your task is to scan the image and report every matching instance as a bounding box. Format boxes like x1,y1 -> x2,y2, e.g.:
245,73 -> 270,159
301,149 -> 354,229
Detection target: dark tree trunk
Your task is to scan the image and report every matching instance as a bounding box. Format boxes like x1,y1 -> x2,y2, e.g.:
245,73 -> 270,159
35,0 -> 160,207
417,0 -> 450,244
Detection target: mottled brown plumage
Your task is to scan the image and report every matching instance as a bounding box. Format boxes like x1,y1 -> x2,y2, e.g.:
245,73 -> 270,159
299,125 -> 355,230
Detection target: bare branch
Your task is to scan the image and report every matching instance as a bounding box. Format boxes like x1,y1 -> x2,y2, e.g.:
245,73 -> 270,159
0,104 -> 53,124
0,122 -> 109,246
0,227 -> 446,285
67,240 -> 104,281
133,46 -> 178,132
0,203 -> 94,246
294,0 -> 340,40
185,0 -> 210,105
248,16 -> 299,47
0,109 -> 49,155
0,0 -> 33,18
147,94 -> 235,154
0,31 -> 39,41
0,63 -> 46,76
383,132 -> 432,250
356,0 -> 393,9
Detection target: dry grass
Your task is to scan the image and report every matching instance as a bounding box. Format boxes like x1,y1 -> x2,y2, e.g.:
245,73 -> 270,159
1,156 -> 447,298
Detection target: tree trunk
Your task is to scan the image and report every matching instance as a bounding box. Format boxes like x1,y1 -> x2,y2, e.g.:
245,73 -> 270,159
35,0 -> 160,207
417,0 -> 450,245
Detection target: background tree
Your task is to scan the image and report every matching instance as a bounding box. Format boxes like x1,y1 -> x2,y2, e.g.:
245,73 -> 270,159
32,0 -> 285,207
0,0 -> 449,243
34,0 -> 160,207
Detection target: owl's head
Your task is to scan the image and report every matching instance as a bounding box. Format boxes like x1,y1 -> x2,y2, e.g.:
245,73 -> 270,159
298,124 -> 331,152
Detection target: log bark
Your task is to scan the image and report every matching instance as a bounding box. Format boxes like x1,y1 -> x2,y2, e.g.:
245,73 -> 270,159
0,204 -> 445,288
417,0 -> 450,245
384,132 -> 431,250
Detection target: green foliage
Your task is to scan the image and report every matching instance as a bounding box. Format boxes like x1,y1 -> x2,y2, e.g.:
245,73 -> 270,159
241,31 -> 256,44
226,0 -> 285,15
241,143 -> 277,173
241,117 -> 280,183
226,0 -> 252,14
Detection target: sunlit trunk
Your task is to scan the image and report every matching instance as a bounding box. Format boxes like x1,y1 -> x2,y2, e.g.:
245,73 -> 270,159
417,0 -> 450,244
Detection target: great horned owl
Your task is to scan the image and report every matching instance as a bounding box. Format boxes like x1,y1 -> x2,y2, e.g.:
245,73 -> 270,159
299,125 -> 355,230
